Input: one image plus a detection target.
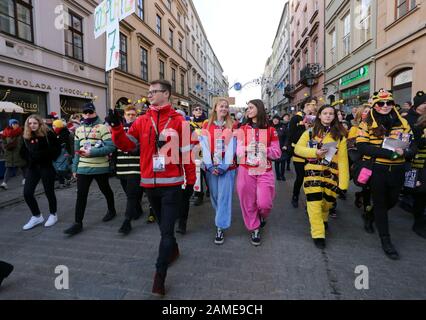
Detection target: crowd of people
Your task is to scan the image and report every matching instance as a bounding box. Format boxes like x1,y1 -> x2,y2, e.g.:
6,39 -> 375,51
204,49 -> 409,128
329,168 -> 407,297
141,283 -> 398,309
1,79 -> 425,296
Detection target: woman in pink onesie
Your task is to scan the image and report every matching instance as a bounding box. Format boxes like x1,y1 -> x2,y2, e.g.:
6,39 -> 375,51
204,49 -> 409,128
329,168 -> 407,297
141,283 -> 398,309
236,99 -> 282,246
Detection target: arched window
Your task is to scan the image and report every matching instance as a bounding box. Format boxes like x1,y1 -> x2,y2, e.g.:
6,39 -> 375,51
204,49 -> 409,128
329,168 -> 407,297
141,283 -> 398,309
392,68 -> 412,105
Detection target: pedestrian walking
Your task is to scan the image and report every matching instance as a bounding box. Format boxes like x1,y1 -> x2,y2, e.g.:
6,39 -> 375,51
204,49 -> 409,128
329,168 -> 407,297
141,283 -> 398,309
272,115 -> 287,181
107,80 -> 193,297
20,115 -> 61,230
356,89 -> 415,260
52,119 -> 72,188
295,104 -> 349,249
236,99 -> 281,246
64,102 -> 117,236
286,96 -> 317,208
200,98 -> 237,245
116,105 -> 144,235
0,119 -> 27,190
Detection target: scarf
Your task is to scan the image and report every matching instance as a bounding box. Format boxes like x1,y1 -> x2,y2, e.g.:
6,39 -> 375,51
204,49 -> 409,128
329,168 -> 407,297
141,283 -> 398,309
82,116 -> 99,126
149,104 -> 170,112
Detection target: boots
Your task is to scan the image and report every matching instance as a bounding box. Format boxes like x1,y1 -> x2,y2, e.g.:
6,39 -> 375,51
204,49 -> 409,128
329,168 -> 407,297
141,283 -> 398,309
102,210 -> 117,222
152,272 -> 166,296
380,236 -> 400,260
118,219 -> 132,235
291,195 -> 299,208
0,261 -> 14,287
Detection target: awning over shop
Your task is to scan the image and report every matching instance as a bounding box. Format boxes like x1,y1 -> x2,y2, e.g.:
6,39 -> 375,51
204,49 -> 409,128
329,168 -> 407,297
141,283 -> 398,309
0,102 -> 24,113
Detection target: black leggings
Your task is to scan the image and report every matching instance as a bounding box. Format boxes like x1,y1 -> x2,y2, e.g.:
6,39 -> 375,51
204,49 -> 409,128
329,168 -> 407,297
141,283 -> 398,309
370,164 -> 404,237
274,160 -> 286,179
293,161 -> 305,197
75,174 -> 115,223
24,165 -> 57,216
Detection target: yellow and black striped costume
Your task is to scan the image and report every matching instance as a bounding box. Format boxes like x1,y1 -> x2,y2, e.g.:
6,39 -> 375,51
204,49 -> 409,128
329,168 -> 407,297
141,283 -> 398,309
356,110 -> 411,165
295,131 -> 349,239
412,128 -> 426,170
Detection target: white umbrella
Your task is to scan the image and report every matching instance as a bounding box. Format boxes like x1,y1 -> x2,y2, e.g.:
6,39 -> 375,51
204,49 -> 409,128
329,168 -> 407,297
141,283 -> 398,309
0,102 -> 24,113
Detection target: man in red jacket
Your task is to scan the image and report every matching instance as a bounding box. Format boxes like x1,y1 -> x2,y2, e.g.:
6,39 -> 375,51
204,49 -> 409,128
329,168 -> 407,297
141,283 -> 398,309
106,80 -> 194,296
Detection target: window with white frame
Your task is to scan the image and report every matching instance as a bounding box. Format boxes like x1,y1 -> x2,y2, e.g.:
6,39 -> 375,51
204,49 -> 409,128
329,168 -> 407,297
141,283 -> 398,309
330,28 -> 336,65
137,0 -> 144,20
342,13 -> 351,57
396,0 -> 416,19
156,15 -> 162,36
356,0 -> 371,44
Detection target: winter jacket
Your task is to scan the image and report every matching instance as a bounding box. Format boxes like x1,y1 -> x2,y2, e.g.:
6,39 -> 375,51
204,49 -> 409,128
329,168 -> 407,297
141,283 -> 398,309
72,117 -> 116,175
20,130 -> 61,168
1,126 -> 26,168
286,111 -> 307,163
111,104 -> 195,188
236,124 -> 281,173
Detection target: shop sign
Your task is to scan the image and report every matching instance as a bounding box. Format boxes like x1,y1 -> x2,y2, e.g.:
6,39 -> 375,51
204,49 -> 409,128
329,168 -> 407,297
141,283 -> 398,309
340,65 -> 369,87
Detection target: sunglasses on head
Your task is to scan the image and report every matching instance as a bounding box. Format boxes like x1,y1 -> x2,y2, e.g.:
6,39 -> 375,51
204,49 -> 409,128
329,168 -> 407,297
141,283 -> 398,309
83,110 -> 94,115
376,101 -> 395,108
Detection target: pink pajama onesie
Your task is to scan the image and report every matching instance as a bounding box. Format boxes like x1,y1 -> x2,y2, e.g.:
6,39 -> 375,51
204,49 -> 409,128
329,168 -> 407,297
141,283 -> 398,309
236,125 -> 282,231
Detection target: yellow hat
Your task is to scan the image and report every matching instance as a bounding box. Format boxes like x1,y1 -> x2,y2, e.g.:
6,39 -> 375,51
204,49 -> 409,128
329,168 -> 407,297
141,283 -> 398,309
53,120 -> 64,128
371,89 -> 394,107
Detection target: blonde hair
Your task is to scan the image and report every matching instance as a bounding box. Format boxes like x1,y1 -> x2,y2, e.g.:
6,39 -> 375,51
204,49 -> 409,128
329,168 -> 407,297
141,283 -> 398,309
23,114 -> 49,140
354,105 -> 370,124
207,99 -> 234,129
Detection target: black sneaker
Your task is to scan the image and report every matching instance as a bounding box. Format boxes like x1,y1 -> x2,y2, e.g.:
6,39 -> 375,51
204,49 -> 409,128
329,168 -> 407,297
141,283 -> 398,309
291,195 -> 299,208
64,223 -> 83,236
313,238 -> 326,249
118,219 -> 132,235
214,228 -> 224,245
251,229 -> 261,246
102,210 -> 116,222
380,236 -> 400,260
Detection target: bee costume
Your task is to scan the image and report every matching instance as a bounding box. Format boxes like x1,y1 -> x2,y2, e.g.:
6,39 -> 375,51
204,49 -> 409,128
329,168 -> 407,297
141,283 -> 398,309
295,128 -> 349,239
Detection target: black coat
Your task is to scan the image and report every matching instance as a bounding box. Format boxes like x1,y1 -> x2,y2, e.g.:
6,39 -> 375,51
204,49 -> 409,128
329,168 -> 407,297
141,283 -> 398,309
20,130 -> 61,168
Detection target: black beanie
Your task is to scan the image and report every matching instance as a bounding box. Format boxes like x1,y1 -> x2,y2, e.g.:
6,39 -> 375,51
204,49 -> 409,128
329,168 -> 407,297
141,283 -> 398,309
413,91 -> 426,109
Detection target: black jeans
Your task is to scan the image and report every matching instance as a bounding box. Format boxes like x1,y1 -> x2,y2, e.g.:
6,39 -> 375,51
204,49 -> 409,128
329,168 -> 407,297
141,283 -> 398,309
179,185 -> 194,227
145,186 -> 181,275
293,161 -> 306,198
370,164 -> 405,237
119,175 -> 144,220
75,174 -> 116,223
24,165 -> 57,216
274,160 -> 286,179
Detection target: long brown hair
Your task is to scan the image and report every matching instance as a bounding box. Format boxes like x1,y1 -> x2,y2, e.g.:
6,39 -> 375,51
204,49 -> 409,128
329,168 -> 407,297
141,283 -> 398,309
23,114 -> 49,139
312,105 -> 347,141
207,98 -> 233,129
246,99 -> 269,129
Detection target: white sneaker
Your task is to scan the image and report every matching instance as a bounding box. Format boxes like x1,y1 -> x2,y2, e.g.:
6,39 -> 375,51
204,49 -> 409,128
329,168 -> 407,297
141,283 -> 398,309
0,182 -> 8,190
44,214 -> 58,227
22,179 -> 26,186
23,215 -> 44,230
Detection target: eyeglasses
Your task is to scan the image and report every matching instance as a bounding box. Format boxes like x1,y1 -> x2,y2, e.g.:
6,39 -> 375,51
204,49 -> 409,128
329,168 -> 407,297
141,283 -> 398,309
376,101 -> 395,108
83,110 -> 94,115
147,90 -> 166,96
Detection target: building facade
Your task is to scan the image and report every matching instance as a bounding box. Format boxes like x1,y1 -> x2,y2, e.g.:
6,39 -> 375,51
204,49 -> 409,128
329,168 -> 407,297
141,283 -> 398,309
111,0 -> 190,113
266,1 -> 291,115
288,0 -> 325,111
375,0 -> 426,105
0,0 -> 107,121
324,0 -> 376,113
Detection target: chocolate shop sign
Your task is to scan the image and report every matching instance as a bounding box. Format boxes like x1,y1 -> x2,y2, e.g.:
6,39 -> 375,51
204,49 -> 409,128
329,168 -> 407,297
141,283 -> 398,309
0,75 -> 94,97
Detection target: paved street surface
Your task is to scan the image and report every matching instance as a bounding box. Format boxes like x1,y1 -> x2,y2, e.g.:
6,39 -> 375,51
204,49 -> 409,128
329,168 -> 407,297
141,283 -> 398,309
0,170 -> 425,300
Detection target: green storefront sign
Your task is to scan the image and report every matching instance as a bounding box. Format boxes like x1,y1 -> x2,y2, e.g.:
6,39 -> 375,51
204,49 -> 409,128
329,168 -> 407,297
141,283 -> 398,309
340,65 -> 369,87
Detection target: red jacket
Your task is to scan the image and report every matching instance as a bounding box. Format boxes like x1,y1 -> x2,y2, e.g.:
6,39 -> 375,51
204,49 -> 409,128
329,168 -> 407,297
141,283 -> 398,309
111,105 -> 195,188
236,124 -> 281,172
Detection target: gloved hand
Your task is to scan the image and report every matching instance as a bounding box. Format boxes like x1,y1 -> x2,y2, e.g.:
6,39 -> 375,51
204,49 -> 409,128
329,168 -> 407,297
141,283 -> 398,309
105,109 -> 123,127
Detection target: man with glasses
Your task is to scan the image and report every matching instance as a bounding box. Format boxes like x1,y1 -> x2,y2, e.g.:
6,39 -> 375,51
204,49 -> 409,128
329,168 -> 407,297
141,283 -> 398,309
106,80 -> 195,296
64,102 -> 117,236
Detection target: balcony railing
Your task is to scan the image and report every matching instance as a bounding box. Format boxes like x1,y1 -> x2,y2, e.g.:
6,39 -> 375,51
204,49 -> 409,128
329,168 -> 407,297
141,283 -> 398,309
299,63 -> 321,86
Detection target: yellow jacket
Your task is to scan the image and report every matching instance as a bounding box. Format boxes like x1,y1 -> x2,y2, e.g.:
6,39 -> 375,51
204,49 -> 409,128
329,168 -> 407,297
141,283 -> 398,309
295,130 -> 349,191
